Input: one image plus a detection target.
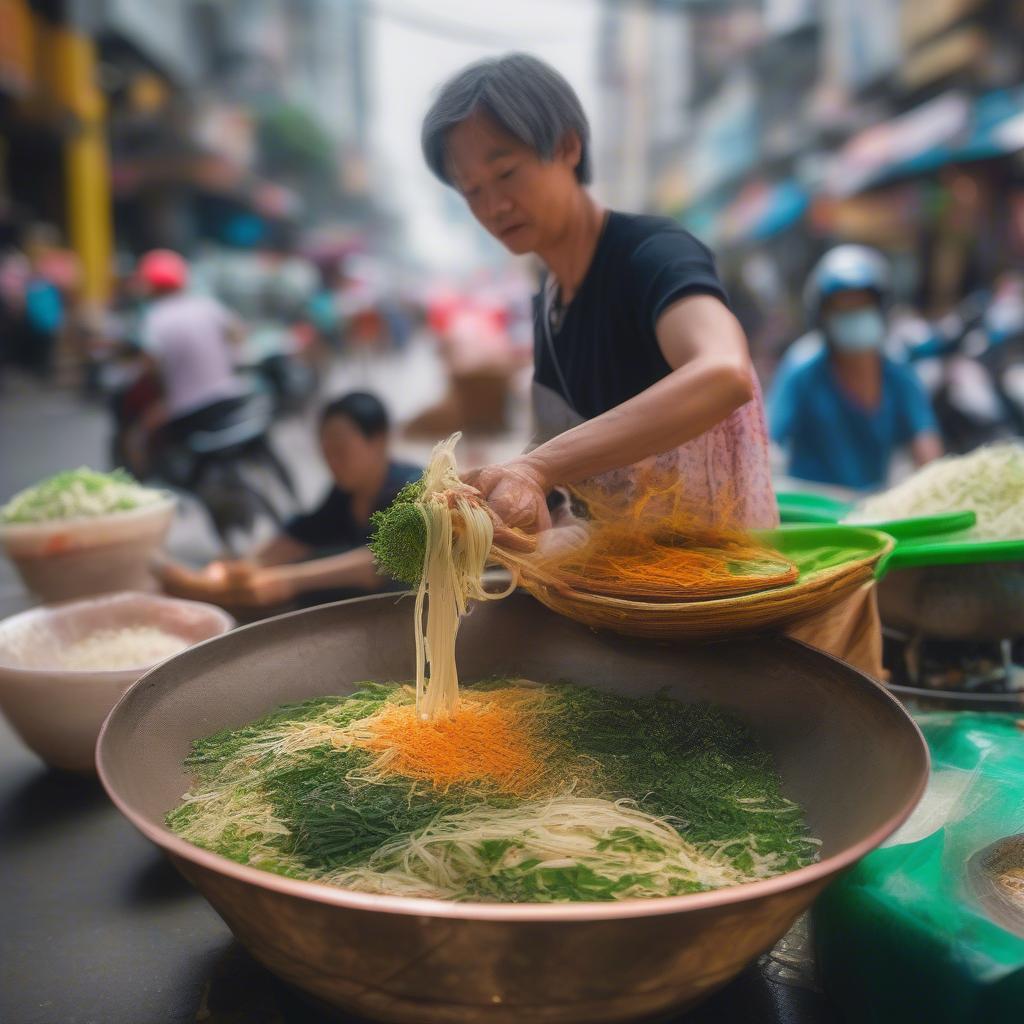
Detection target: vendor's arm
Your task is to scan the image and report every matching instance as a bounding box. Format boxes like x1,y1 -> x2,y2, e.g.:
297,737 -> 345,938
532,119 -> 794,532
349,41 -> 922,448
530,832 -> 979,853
531,295 -> 752,484
468,295 -> 754,531
155,545 -> 382,609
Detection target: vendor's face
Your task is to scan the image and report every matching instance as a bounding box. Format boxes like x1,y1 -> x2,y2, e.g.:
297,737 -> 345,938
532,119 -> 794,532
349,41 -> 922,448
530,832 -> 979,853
445,112 -> 583,256
320,416 -> 387,492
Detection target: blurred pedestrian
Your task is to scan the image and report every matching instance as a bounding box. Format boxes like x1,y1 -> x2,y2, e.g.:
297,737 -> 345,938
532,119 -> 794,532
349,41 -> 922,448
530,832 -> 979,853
18,230 -> 68,380
129,249 -> 246,475
0,247 -> 29,382
769,245 -> 943,491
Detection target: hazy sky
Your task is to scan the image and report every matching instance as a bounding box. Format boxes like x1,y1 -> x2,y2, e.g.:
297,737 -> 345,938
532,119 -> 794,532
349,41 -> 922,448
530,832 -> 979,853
368,0 -> 600,271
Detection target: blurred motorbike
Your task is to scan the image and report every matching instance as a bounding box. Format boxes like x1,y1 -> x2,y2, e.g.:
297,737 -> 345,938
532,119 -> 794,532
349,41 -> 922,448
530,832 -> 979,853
157,392 -> 297,553
235,321 -> 320,416
904,287 -> 1024,453
106,362 -> 296,553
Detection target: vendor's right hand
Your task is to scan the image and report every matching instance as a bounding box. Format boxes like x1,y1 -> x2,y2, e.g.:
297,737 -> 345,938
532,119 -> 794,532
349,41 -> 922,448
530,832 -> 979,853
463,459 -> 552,536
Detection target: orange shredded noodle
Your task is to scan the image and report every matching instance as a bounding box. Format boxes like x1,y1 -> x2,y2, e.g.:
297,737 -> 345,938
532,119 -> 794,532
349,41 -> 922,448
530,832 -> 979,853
498,480 -> 797,603
539,524 -> 797,601
352,687 -> 563,797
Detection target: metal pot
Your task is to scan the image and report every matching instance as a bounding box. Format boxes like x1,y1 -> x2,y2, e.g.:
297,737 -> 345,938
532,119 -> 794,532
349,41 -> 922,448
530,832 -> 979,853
97,593 -> 927,1024
878,562 -> 1024,640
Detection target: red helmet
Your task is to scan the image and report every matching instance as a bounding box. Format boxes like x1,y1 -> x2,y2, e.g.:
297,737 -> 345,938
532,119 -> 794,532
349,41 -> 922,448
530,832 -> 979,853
138,249 -> 188,292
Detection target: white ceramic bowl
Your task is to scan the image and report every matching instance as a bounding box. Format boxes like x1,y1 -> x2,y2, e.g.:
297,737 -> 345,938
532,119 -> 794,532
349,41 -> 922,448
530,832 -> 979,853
0,592 -> 233,772
0,496 -> 176,602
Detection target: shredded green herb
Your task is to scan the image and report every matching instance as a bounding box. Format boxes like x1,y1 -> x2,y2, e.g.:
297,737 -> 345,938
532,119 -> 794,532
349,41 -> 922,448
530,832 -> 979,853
167,682 -> 818,902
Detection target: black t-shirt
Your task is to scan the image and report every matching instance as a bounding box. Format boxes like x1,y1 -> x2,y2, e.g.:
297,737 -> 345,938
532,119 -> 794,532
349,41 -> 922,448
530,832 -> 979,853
533,211 -> 728,419
284,461 -> 421,554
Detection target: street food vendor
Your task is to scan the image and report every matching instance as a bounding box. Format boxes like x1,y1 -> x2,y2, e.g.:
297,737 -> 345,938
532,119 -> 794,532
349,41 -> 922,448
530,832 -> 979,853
422,53 -> 776,536
421,53 -> 881,674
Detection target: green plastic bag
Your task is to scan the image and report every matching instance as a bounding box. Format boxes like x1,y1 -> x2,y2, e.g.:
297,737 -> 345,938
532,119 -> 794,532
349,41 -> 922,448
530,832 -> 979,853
815,713 -> 1024,1023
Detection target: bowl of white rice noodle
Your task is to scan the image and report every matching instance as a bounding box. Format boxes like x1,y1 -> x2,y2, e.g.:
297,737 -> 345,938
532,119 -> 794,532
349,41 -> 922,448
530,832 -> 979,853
845,442 -> 1024,639
0,592 -> 234,772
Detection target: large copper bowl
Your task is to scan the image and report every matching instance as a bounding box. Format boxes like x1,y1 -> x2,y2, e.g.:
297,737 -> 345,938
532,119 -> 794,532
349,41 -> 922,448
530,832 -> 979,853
97,593 -> 928,1023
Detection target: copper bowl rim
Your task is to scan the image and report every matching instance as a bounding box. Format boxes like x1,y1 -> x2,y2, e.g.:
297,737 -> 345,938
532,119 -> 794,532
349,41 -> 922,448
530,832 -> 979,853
96,595 -> 930,924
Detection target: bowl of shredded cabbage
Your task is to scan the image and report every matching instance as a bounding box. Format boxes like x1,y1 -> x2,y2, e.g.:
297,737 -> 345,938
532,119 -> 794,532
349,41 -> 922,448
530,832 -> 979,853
0,592 -> 233,772
0,468 -> 175,602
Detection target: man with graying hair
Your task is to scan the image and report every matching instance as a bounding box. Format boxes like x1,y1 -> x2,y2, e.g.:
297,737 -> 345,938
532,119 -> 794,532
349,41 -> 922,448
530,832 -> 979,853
420,53 -> 885,677
420,53 -> 775,533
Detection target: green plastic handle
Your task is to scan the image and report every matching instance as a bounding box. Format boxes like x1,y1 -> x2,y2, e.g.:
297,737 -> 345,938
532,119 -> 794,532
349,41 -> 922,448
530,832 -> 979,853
861,510 -> 976,541
876,535 -> 1024,580
776,492 -> 852,524
776,498 -> 975,540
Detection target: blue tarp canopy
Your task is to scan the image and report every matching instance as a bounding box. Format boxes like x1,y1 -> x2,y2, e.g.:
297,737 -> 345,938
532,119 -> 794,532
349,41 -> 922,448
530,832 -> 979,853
719,178 -> 809,245
750,179 -> 808,240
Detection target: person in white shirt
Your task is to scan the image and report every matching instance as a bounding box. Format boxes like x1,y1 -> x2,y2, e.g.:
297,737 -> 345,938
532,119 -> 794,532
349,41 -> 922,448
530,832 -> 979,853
128,250 -> 246,475
137,249 -> 244,420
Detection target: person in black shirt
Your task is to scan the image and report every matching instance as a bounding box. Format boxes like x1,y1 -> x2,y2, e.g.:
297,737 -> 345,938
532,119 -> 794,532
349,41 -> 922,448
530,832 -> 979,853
160,392 -> 420,610
417,55 -> 893,679
420,54 -> 777,538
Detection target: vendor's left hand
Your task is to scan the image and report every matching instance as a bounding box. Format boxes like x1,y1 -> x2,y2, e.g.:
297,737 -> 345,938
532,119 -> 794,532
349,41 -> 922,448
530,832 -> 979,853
463,459 -> 552,536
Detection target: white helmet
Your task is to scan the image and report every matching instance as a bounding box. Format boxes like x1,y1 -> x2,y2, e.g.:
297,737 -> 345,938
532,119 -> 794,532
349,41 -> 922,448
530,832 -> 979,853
804,245 -> 891,325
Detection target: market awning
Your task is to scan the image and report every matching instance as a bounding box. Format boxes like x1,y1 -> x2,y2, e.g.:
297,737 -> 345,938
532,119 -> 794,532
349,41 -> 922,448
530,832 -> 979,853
825,88 -> 1024,196
721,179 -> 808,245
825,92 -> 971,197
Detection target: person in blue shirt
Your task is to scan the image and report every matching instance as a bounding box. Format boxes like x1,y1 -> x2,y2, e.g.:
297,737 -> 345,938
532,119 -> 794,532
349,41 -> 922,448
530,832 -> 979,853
768,245 -> 943,491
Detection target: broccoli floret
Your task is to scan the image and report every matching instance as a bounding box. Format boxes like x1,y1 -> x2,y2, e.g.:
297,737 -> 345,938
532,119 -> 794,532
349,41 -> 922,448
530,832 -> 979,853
369,480 -> 428,584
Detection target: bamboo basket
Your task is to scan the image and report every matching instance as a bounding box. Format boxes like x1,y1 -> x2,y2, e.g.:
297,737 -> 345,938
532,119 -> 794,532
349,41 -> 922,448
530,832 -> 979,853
513,526 -> 893,642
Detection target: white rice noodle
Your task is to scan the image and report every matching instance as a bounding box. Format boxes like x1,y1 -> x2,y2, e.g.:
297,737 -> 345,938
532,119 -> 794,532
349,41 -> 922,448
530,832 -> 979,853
851,442 -> 1024,540
326,796 -> 799,900
413,435 -> 515,721
59,626 -> 188,670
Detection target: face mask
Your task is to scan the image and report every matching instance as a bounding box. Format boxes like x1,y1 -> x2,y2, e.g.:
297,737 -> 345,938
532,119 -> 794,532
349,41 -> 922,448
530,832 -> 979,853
826,309 -> 886,353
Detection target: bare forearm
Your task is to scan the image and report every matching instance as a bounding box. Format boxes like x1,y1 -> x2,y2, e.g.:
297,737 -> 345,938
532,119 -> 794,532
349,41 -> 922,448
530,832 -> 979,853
255,534 -> 311,567
526,360 -> 753,487
282,547 -> 382,595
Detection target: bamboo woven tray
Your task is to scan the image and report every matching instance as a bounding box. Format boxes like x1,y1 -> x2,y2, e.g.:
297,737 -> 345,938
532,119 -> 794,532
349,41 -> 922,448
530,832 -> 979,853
517,525 -> 894,642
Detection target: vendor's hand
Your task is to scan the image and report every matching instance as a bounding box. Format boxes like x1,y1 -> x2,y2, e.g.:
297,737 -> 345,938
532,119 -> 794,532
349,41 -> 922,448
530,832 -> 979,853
153,557 -> 231,599
463,459 -> 552,536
